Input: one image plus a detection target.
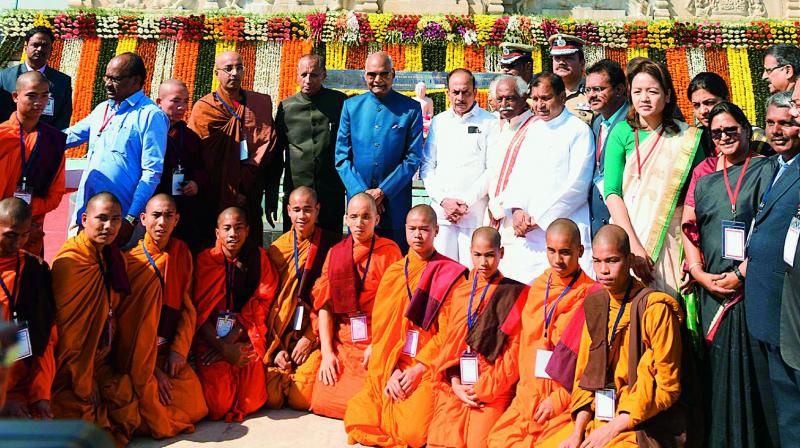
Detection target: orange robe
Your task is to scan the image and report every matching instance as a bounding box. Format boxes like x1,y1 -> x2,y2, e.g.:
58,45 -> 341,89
192,241 -> 279,422
427,271 -> 526,448
122,234 -> 208,438
51,232 -> 138,446
344,250 -> 457,447
309,236 -> 402,419
0,251 -> 56,415
487,268 -> 595,447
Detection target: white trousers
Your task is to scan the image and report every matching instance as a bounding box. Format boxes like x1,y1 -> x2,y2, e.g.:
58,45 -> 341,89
434,225 -> 475,269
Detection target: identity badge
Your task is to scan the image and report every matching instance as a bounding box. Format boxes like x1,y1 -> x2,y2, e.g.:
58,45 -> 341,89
15,321 -> 32,361
172,166 -> 185,196
13,187 -> 32,205
534,349 -> 553,379
293,305 -> 304,331
460,351 -> 479,385
216,311 -> 236,338
784,216 -> 800,266
721,220 -> 746,261
402,329 -> 419,357
43,94 -> 54,116
157,336 -> 168,346
239,139 -> 249,161
595,388 -> 616,421
350,314 -> 368,342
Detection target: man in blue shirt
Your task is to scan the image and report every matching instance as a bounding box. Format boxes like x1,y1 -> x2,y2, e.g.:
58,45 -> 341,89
66,52 -> 168,246
335,51 -> 423,251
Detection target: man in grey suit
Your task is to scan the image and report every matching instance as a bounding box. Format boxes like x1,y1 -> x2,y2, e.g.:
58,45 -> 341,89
0,26 -> 72,130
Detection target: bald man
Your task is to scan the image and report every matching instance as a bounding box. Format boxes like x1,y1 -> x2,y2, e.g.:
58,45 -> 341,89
0,198 -> 56,420
345,204 -> 467,447
66,52 -> 168,247
309,192 -> 403,419
51,192 -> 139,445
121,194 -> 207,437
0,71 -> 66,255
265,186 -> 342,410
189,51 -> 278,248
335,51 -> 424,251
192,207 -> 279,422
275,54 -> 347,233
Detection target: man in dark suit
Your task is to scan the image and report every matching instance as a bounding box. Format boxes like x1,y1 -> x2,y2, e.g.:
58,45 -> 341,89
0,26 -> 72,130
746,90 -> 800,447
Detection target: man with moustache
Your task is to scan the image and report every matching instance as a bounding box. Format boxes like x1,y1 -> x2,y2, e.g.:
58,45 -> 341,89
549,34 -> 592,124
763,44 -> 800,95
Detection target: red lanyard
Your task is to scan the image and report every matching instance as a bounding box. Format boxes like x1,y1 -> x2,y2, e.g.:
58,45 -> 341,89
634,128 -> 664,179
595,124 -> 606,167
97,104 -> 116,136
722,152 -> 752,218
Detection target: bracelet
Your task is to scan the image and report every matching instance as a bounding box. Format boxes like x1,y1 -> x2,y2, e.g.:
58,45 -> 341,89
733,265 -> 745,282
687,262 -> 703,273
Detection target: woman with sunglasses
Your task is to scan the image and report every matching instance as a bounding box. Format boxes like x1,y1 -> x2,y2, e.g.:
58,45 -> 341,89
680,102 -> 779,447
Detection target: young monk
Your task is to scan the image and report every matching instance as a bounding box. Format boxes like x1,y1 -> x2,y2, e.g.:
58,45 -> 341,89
192,207 -> 278,422
0,197 -> 56,419
487,219 -> 596,447
51,192 -> 137,446
555,224 -> 688,448
121,194 -> 207,438
427,227 -> 529,448
345,204 -> 468,447
265,186 -> 341,410
309,192 -> 402,419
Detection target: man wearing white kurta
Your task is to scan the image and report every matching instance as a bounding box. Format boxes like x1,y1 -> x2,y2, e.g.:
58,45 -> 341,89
501,72 -> 595,283
421,69 -> 495,267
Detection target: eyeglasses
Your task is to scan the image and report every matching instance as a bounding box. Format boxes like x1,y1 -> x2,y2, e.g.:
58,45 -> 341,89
103,74 -> 131,84
585,85 -> 612,94
710,126 -> 741,140
365,71 -> 392,80
764,64 -> 787,74
790,98 -> 800,110
216,64 -> 245,74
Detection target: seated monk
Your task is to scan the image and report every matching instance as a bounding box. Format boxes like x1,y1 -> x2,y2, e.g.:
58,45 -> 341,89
552,224 -> 692,448
487,219 -> 596,447
309,193 -> 402,419
51,192 -> 138,446
192,207 -> 278,422
427,227 -> 529,448
345,204 -> 467,447
265,187 -> 341,410
0,197 -> 56,420
121,194 -> 207,438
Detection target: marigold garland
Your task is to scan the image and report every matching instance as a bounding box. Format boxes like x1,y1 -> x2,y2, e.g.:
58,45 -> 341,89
384,43 -> 405,70
67,37 -> 101,158
666,48 -> 693,122
346,44 -> 368,70
278,40 -> 312,101
704,48 -> 731,95
47,38 -> 64,70
239,41 -> 257,91
404,44 -> 423,71
194,39 -> 216,102
464,44 -> 484,72
626,46 -> 648,61
136,39 -> 158,97
115,36 -> 137,55
92,38 -> 118,109
531,45 -> 543,73
253,41 -> 282,109
211,39 -> 237,92
325,42 -> 347,70
445,42 -> 465,72
605,47 -> 627,69
58,38 -> 83,92
727,47 -> 757,124
149,39 -> 176,99
748,48 -> 769,128
583,45 -> 605,68
173,40 -> 200,113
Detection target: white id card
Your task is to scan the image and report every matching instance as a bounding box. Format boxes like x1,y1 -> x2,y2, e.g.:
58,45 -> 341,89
216,312 -> 236,338
595,388 -> 616,421
15,326 -> 32,361
784,217 -> 800,266
402,329 -> 419,357
157,336 -> 168,346
594,177 -> 605,200
722,220 -> 746,261
350,314 -> 368,342
460,352 -> 479,385
43,95 -> 54,116
171,170 -> 185,196
13,189 -> 32,205
239,139 -> 249,160
534,349 -> 553,379
293,305 -> 304,331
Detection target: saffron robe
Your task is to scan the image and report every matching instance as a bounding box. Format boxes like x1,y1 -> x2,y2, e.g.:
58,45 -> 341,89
344,251 -> 465,447
309,235 -> 402,419
122,234 -> 207,438
192,241 -> 278,422
264,227 -> 340,410
487,268 -> 595,447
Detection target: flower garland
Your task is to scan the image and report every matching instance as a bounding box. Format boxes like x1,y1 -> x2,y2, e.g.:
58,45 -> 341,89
583,45 -> 605,68
605,47 -> 627,68
150,39 -> 176,99
325,42 -> 347,70
173,40 -> 200,112
211,39 -> 237,92
92,39 -> 119,108
137,15 -> 160,40
307,12 -> 326,45
47,38 -> 64,70
474,15 -> 495,46
404,43 -> 423,71
666,48 -> 693,121
531,45 -> 543,73
1,13 -> 34,38
0,37 -> 23,70
115,37 -> 137,55
194,39 -> 216,101
422,43 -> 446,71
278,40 -> 312,101
253,41 -> 282,108
385,44 -> 405,70
464,44 -> 484,72
367,14 -> 391,43
67,37 -> 101,158
445,42 -> 465,72
135,39 -> 158,97
96,15 -> 120,39
346,44 -> 368,70
685,47 -> 707,80
704,48 -> 731,93
626,46 -> 648,61
484,45 -> 501,73
58,38 -> 83,93
239,40 -> 257,91
727,47 -> 757,123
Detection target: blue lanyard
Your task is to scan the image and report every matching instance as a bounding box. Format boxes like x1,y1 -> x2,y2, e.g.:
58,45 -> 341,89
214,92 -> 245,130
293,228 -> 301,280
467,272 -> 496,331
224,258 -> 235,311
18,120 -> 40,187
0,253 -> 20,319
404,257 -> 412,300
358,236 -> 376,286
608,278 -> 634,348
141,241 -> 165,287
758,170 -> 780,213
543,270 -> 581,339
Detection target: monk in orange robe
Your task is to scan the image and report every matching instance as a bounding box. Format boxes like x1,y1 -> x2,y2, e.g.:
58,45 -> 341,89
0,197 -> 56,420
0,71 -> 66,255
121,194 -> 207,438
345,204 -> 467,447
309,193 -> 402,419
192,207 -> 279,422
51,192 -> 138,446
487,219 -> 596,447
427,227 -> 529,448
265,187 -> 341,410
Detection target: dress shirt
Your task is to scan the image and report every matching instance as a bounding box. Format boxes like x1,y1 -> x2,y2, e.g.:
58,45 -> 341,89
24,63 -> 46,73
66,90 -> 168,224
774,153 -> 799,185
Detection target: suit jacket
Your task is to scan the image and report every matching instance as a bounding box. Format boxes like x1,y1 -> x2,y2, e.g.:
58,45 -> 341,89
335,89 -> 423,231
0,64 -> 72,130
782,229 -> 800,370
745,155 -> 800,346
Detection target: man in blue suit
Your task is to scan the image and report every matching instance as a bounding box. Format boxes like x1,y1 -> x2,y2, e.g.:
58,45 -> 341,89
0,27 -> 72,130
746,90 -> 800,447
335,51 -> 423,251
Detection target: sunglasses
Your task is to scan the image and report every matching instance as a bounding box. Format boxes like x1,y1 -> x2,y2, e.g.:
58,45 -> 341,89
710,126 -> 741,141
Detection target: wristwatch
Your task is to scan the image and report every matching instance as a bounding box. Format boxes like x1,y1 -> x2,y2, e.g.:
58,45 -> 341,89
125,214 -> 137,226
733,265 -> 745,282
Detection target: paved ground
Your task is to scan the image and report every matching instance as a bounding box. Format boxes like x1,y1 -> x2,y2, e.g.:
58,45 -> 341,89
129,409 -> 349,447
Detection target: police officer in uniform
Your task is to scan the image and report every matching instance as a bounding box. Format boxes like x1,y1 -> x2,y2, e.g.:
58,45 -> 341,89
548,33 -> 593,124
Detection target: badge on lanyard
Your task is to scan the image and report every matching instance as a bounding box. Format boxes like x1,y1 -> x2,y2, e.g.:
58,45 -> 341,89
402,329 -> 419,357
239,139 -> 249,161
13,186 -> 32,205
14,320 -> 32,361
460,350 -> 479,385
595,388 -> 616,421
292,305 -> 304,331
534,349 -> 553,379
784,212 -> 800,266
157,336 -> 168,346
350,313 -> 368,342
216,311 -> 237,338
721,220 -> 746,261
172,165 -> 185,196
43,94 -> 54,117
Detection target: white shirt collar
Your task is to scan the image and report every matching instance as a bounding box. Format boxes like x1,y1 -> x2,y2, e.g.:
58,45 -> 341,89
25,62 -> 46,73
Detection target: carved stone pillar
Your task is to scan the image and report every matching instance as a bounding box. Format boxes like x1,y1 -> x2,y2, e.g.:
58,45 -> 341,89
482,0 -> 505,12
354,0 -> 379,11
652,0 -> 673,16
787,0 -> 800,17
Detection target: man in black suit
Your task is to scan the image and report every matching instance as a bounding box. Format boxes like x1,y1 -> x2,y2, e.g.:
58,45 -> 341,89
0,26 -> 72,130
746,90 -> 800,447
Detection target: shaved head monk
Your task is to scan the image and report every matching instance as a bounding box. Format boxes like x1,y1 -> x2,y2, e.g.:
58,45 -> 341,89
488,218 -> 596,447
426,226 -> 529,448
0,70 -> 66,255
120,194 -> 207,438
0,197 -> 56,420
188,51 -> 278,248
551,224 -> 691,447
192,207 -> 278,422
265,187 -> 342,410
51,192 -> 138,446
345,204 -> 467,446
309,192 -> 402,419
